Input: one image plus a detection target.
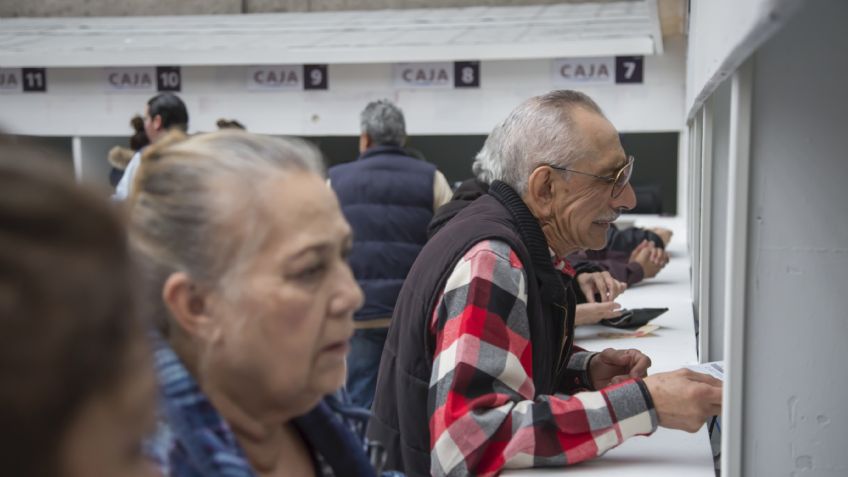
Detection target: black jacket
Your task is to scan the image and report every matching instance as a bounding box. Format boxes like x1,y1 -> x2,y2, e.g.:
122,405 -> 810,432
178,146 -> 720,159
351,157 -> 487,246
368,181 -> 578,476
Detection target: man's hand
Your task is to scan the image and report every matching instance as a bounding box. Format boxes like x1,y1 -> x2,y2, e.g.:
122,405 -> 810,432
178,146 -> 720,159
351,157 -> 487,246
643,369 -> 723,432
577,271 -> 627,303
575,302 -> 623,326
588,348 -> 652,389
629,240 -> 669,279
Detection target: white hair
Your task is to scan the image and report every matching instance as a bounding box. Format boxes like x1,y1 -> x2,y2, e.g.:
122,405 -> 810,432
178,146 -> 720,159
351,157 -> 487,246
129,130 -> 324,334
360,99 -> 406,146
474,90 -> 605,195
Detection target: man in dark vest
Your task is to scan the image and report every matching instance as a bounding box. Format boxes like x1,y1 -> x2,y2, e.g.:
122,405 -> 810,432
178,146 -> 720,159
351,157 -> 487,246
368,90 -> 723,476
329,99 -> 452,409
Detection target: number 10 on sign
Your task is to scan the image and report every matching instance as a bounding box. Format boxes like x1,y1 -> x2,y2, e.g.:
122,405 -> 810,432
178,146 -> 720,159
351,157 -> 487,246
156,66 -> 181,92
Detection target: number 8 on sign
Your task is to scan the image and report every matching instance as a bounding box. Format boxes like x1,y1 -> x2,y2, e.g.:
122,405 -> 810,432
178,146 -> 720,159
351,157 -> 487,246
454,61 -> 480,88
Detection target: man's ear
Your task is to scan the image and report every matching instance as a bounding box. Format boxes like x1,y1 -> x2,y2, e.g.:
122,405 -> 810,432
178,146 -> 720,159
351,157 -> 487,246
524,166 -> 557,219
162,272 -> 214,340
358,133 -> 372,153
152,114 -> 164,133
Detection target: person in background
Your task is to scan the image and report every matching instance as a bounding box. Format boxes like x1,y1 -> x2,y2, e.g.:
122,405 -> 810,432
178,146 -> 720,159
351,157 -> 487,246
130,130 -> 384,477
328,99 -> 452,409
571,238 -> 669,284
113,92 -> 188,201
0,139 -> 158,477
369,91 -> 722,476
109,115 -> 150,188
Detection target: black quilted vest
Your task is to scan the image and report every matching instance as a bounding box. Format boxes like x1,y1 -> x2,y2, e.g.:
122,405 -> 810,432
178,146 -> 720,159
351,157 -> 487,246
367,181 -> 577,476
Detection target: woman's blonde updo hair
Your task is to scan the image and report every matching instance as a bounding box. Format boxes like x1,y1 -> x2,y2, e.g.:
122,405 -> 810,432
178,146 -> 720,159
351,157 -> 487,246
128,130 -> 324,334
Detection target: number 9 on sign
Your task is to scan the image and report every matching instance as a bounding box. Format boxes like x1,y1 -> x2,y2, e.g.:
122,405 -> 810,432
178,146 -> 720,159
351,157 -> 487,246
303,64 -> 328,90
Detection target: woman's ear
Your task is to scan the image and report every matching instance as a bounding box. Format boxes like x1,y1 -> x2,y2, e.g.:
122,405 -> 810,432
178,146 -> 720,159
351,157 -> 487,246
162,272 -> 214,340
524,166 -> 556,219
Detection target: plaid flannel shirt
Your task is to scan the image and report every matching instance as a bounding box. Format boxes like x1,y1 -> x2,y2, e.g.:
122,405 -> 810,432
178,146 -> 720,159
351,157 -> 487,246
428,239 -> 658,476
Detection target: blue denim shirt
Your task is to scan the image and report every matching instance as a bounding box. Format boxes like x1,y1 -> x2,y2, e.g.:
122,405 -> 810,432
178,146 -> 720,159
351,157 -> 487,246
145,336 -> 386,477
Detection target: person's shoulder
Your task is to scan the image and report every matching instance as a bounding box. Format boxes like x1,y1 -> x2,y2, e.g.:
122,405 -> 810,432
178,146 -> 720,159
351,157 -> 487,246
327,161 -> 356,178
462,239 -> 524,270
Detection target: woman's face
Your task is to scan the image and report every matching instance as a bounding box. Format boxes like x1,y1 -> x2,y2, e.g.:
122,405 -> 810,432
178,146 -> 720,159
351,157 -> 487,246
60,341 -> 159,477
203,171 -> 364,417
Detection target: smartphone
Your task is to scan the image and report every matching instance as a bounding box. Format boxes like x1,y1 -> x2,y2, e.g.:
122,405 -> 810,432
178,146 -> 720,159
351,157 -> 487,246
601,307 -> 669,329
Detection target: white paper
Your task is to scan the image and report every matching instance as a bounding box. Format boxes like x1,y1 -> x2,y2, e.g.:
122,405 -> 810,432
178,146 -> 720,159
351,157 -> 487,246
685,361 -> 725,381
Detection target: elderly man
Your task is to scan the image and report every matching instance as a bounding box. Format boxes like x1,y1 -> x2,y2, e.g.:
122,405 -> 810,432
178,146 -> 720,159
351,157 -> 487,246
329,99 -> 452,409
369,90 -> 722,476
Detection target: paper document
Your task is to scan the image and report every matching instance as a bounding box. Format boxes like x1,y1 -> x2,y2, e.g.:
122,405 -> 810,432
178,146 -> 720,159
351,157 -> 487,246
685,361 -> 725,381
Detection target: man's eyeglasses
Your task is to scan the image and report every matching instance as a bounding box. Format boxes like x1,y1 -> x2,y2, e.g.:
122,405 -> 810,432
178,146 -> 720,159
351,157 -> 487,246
546,155 -> 634,198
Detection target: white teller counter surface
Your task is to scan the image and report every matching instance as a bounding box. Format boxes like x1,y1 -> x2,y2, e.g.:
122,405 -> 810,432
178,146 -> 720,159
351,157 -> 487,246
504,215 -> 714,477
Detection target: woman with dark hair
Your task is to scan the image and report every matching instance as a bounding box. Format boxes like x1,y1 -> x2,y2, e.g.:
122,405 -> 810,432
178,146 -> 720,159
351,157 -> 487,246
109,115 -> 151,187
0,141 -> 158,477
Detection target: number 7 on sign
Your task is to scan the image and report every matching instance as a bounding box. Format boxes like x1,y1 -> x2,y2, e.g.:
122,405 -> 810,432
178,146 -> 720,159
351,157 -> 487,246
615,56 -> 643,84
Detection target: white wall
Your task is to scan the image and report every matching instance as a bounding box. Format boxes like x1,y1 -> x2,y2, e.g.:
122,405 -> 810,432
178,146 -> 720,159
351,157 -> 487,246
78,136 -> 125,187
741,1 -> 848,474
0,36 -> 685,137
685,0 -> 802,119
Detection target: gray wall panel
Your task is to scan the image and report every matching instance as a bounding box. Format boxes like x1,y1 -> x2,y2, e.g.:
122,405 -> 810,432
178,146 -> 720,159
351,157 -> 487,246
742,0 -> 848,474
707,78 -> 731,361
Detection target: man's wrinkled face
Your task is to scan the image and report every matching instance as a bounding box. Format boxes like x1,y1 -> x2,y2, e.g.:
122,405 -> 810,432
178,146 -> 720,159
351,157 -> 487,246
548,108 -> 637,251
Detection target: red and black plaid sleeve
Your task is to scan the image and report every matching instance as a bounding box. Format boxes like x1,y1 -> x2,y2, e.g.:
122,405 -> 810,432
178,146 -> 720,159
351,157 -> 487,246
428,240 -> 657,476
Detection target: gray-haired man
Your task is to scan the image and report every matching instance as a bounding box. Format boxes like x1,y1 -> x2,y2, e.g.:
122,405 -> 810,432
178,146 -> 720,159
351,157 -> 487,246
328,99 -> 451,409
369,90 -> 722,476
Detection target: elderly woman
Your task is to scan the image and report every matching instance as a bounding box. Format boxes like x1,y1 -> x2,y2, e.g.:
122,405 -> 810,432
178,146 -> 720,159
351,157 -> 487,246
0,142 -> 157,477
130,131 -> 381,477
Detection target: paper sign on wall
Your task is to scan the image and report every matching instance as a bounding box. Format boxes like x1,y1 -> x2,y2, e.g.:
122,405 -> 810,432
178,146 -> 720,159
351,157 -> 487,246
553,56 -> 645,85
104,66 -> 182,92
393,62 -> 482,89
393,62 -> 454,89
247,65 -> 330,91
104,67 -> 157,92
0,68 -> 47,93
553,57 -> 615,85
247,65 -> 303,90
